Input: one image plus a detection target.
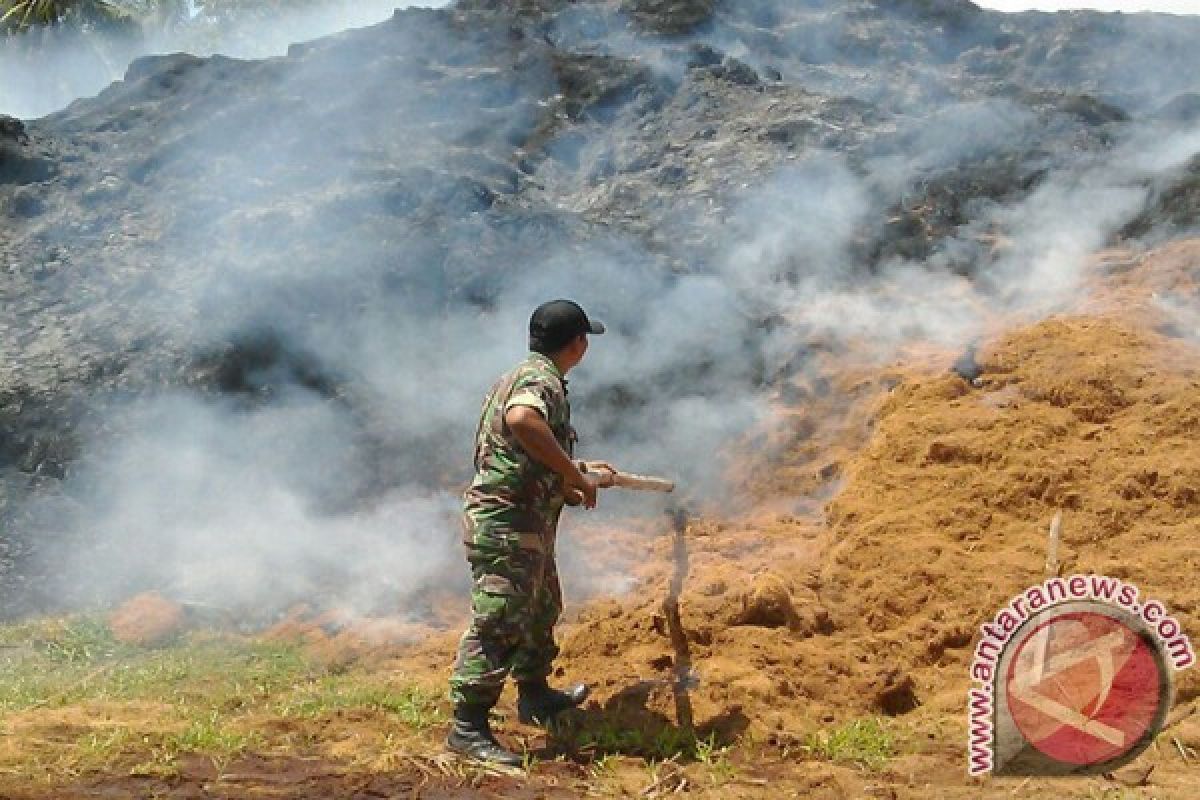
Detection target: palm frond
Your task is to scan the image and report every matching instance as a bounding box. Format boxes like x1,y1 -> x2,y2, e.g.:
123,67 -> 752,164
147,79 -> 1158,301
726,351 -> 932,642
1,0 -> 125,33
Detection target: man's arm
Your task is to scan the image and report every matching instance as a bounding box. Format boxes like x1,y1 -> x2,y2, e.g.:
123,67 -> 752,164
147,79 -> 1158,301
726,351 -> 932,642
504,406 -> 608,508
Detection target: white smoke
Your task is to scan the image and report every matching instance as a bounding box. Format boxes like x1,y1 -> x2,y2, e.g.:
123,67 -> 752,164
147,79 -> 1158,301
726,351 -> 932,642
975,2 -> 1198,14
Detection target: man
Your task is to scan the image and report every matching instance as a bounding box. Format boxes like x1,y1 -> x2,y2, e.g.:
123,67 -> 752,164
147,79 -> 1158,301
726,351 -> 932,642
447,299 -> 615,766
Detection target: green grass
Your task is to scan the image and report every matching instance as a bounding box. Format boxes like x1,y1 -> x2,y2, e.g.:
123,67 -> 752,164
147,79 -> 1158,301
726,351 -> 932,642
804,717 -> 894,769
168,710 -> 259,756
694,732 -> 739,785
0,615 -> 448,783
0,618 -> 312,713
74,726 -> 142,764
277,677 -> 443,729
37,617 -> 128,663
587,751 -> 619,780
0,616 -> 440,725
70,716 -> 254,776
17,711 -> 259,781
0,616 -> 122,652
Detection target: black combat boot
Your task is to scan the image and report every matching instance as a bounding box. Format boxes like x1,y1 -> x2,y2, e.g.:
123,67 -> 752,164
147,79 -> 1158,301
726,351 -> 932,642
446,703 -> 525,767
517,678 -> 590,725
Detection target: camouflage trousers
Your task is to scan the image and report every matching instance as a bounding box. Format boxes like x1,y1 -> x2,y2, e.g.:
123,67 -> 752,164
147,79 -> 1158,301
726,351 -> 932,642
448,519 -> 563,709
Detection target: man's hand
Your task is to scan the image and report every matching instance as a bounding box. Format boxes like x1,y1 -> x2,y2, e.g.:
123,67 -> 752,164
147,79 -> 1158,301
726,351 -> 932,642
566,471 -> 609,509
571,460 -> 618,507
578,460 -> 617,487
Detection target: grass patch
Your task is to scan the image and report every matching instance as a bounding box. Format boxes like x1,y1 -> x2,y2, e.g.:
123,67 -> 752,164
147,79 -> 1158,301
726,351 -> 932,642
77,726 -> 140,757
805,717 -> 894,769
0,616 -> 444,723
278,676 -> 443,729
38,617 -> 128,663
0,615 -> 447,786
694,732 -> 738,785
122,712 -> 258,781
0,621 -> 312,713
70,726 -> 145,774
168,710 -> 258,757
587,751 -> 619,780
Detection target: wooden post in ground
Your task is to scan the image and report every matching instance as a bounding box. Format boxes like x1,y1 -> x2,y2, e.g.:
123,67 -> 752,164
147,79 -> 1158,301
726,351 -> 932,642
1029,510 -> 1064,685
663,507 -> 694,734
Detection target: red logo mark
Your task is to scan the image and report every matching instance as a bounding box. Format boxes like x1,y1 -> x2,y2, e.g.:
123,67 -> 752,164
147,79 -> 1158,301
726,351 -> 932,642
1006,610 -> 1163,767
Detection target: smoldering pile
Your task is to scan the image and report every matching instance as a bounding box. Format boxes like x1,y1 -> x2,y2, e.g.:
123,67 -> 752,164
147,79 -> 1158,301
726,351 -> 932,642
0,0 -> 1198,622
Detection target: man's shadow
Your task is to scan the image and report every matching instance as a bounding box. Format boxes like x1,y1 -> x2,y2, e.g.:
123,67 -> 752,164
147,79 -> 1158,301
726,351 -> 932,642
539,507 -> 748,763
538,678 -> 749,763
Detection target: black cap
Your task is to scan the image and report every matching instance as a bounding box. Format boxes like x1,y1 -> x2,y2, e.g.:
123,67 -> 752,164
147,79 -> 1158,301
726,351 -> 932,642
529,299 -> 605,352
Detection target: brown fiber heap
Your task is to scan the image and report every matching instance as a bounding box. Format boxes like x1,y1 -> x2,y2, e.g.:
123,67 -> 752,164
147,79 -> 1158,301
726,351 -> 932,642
108,592 -> 186,646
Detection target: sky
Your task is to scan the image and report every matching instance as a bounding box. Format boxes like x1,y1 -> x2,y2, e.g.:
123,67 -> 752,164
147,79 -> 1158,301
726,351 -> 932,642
975,0 -> 1198,12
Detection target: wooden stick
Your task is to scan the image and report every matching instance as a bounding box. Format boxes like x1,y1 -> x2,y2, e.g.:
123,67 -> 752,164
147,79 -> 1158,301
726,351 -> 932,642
1030,510 -> 1064,685
663,508 -> 694,733
611,471 -> 675,492
581,462 -> 675,492
1045,510 -> 1063,578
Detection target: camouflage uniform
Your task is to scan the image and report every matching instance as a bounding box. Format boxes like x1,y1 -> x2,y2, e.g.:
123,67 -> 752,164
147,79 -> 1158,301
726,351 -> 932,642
449,352 -> 575,708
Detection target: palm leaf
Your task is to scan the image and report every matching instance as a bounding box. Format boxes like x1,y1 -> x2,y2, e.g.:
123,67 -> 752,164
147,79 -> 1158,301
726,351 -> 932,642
1,0 -> 124,32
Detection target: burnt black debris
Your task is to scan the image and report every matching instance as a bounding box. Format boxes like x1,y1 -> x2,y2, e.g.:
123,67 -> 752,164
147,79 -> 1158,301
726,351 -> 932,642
622,0 -> 717,35
0,115 -> 54,186
0,115 -> 27,142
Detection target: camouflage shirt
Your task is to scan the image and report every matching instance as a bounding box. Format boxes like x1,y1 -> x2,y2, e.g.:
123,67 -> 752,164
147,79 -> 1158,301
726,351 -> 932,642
463,352 -> 575,540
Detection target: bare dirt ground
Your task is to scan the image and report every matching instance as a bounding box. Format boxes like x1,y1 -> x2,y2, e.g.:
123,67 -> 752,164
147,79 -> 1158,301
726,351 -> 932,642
3,240 -> 1199,798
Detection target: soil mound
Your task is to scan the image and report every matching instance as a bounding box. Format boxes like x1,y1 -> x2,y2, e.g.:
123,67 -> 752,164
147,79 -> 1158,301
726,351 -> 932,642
539,240 -> 1200,755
